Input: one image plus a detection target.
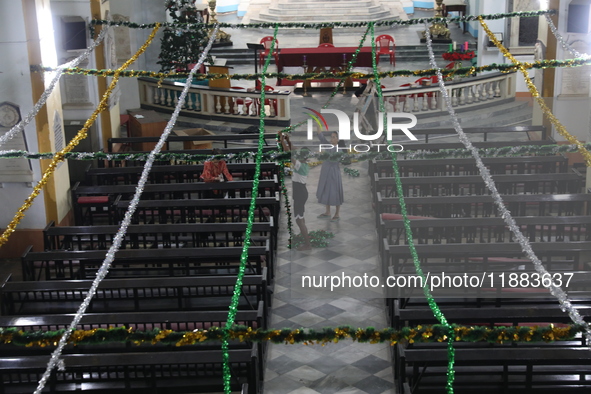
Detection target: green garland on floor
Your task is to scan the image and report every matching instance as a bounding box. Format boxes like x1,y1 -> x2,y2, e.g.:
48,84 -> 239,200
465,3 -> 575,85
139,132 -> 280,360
288,230 -> 335,249
0,324 -> 583,347
344,167 -> 360,177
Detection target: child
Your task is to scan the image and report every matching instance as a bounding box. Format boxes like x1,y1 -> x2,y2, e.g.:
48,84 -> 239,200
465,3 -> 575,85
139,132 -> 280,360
281,133 -> 312,250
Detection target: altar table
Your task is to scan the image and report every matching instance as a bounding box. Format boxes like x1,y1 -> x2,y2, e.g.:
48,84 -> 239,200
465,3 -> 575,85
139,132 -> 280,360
276,46 -> 373,86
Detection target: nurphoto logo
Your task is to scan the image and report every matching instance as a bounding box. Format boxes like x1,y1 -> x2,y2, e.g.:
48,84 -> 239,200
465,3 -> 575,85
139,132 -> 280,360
304,108 -> 418,152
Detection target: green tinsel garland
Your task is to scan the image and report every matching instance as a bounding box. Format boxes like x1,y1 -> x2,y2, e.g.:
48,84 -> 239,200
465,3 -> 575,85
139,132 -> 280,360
1,142 -> 581,162
29,57 -> 591,80
88,10 -> 555,37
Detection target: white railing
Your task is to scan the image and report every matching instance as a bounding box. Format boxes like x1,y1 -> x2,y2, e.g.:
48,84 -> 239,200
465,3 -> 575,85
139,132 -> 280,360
381,72 -> 516,115
138,78 -> 292,126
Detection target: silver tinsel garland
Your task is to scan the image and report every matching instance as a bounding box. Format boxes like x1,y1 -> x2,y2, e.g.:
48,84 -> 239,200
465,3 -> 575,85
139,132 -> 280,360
423,22 -> 591,346
33,25 -> 221,394
545,14 -> 590,59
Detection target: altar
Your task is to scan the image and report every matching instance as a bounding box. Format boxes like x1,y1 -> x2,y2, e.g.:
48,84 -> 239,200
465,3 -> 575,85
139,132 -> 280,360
275,46 -> 373,88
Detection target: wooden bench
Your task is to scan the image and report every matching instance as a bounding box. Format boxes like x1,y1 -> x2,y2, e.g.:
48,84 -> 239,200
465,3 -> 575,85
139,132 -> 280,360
397,138 -> 555,156
42,221 -> 275,255
0,304 -> 266,332
1,271 -> 268,318
85,162 -> 280,186
378,215 -> 591,256
404,126 -> 548,143
398,346 -> 591,393
391,299 -> 591,331
369,155 -> 568,179
114,196 -> 280,226
374,173 -> 584,201
381,240 -> 591,276
108,132 -> 277,151
71,179 -> 279,225
375,192 -> 591,225
103,146 -> 276,167
0,306 -> 267,383
22,245 -> 273,282
0,346 -> 260,393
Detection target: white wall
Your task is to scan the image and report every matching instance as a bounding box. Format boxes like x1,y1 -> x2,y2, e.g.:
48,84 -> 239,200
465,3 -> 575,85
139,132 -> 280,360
476,1 -> 507,71
550,0 -> 591,142
0,1 -> 47,229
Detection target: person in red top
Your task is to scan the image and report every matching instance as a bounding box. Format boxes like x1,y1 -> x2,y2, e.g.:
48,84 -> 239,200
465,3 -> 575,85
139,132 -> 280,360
201,148 -> 233,198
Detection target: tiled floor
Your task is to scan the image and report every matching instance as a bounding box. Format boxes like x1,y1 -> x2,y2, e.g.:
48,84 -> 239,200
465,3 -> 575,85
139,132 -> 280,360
266,159 -> 396,394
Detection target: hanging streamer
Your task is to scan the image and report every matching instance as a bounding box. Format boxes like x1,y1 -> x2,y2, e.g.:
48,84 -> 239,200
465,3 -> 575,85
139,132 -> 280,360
221,23 -> 278,394
427,20 -> 591,348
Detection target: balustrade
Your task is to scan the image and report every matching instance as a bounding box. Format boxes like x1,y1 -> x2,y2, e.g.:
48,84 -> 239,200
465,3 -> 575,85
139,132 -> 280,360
138,77 -> 291,126
381,72 -> 515,115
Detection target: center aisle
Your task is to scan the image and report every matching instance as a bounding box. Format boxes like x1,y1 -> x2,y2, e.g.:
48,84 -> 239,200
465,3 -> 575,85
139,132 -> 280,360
263,160 -> 396,394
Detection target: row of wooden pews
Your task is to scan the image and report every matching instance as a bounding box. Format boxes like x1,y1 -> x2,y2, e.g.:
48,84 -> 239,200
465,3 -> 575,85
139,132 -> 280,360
1,156 -> 283,393
369,133 -> 591,393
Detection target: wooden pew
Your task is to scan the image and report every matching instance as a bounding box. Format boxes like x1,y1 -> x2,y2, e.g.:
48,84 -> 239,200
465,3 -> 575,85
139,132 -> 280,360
113,196 -> 280,226
103,146 -> 276,167
406,125 -> 548,143
381,240 -> 591,276
391,299 -> 591,330
0,304 -> 265,332
397,138 -> 554,155
71,179 -> 279,225
42,221 -> 275,255
1,271 -> 268,318
374,173 -> 584,200
375,192 -> 591,225
85,162 -> 280,186
398,346 -> 591,393
0,346 -> 260,393
379,215 -> 591,256
21,245 -> 273,282
369,155 -> 568,179
108,132 -> 277,151
0,306 -> 267,385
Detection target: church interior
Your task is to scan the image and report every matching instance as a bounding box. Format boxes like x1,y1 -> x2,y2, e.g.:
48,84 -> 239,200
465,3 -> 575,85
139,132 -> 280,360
1,0 -> 591,393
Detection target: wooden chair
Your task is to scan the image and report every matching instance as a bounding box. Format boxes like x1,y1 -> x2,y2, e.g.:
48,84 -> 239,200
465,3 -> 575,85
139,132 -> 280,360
259,36 -> 279,67
375,34 -> 395,65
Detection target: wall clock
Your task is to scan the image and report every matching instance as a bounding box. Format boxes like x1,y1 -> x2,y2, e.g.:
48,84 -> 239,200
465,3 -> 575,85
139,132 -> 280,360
0,102 -> 21,128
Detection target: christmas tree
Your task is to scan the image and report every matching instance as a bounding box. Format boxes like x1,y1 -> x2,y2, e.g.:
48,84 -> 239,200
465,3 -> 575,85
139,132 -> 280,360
157,0 -> 212,73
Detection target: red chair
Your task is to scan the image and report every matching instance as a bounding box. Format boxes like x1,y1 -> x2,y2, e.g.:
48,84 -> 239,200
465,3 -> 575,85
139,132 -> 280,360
375,34 -> 395,65
318,43 -> 335,48
259,36 -> 279,67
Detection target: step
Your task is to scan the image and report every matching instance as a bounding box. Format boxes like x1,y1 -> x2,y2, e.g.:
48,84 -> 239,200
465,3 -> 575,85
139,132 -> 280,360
265,1 -> 377,9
